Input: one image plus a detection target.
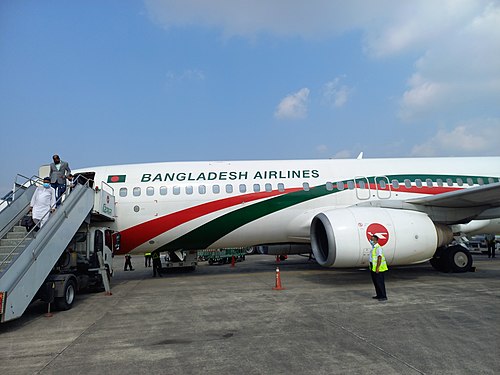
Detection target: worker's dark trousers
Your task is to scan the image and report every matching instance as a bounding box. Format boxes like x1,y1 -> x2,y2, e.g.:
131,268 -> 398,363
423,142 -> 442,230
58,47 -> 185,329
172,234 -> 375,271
487,243 -> 495,258
152,258 -> 162,277
371,270 -> 387,299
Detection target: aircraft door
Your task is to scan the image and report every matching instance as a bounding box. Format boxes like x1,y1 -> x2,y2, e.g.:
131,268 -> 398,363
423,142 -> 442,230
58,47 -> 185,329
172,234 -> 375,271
355,177 -> 370,200
375,176 -> 391,199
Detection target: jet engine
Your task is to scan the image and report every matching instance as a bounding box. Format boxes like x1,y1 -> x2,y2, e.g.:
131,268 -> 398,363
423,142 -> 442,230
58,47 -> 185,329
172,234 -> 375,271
310,207 -> 452,268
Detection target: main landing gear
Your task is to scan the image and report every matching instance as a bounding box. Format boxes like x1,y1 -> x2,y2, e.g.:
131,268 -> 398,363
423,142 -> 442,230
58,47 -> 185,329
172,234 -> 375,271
430,245 -> 473,273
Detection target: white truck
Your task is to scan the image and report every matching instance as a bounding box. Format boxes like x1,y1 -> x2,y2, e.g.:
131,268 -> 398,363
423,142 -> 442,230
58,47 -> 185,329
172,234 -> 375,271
36,225 -> 120,310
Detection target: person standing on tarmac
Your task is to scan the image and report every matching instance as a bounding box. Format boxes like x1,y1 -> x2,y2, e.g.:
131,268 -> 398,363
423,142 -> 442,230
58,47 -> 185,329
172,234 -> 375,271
124,254 -> 134,271
144,252 -> 152,267
369,235 -> 388,301
152,251 -> 162,277
486,234 -> 495,258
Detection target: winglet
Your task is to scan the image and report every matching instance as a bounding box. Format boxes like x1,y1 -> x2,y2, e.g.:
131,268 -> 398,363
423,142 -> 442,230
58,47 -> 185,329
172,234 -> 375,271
356,152 -> 363,160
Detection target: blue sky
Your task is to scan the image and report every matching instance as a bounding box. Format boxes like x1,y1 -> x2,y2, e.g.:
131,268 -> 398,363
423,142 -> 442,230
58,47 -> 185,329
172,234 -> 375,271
1,1 -> 499,192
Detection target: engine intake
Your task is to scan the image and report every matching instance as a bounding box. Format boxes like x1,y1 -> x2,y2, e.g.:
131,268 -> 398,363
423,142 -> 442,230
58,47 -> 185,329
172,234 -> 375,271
310,207 -> 449,268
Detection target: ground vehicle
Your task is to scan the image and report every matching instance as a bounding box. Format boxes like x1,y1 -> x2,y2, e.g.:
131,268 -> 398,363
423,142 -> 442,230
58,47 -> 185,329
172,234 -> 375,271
36,225 -> 119,310
0,174 -> 119,322
198,248 -> 247,265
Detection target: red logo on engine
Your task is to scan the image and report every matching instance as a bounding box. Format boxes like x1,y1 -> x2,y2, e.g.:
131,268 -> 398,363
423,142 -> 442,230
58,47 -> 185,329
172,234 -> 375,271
366,223 -> 389,246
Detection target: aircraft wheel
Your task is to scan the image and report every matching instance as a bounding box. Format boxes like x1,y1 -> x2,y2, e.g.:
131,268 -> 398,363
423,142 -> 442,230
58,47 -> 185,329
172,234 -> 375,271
430,247 -> 450,272
446,245 -> 473,273
56,279 -> 76,311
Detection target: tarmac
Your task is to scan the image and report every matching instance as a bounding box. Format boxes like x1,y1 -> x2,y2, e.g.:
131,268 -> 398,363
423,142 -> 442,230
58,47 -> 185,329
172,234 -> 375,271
1,253 -> 499,375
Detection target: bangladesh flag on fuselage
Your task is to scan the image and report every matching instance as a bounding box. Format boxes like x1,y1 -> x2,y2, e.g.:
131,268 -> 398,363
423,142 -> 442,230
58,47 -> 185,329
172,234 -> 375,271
107,175 -> 126,183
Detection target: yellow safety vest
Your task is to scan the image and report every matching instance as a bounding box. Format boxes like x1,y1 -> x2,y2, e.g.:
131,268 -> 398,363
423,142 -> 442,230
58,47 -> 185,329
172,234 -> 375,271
145,252 -> 151,256
152,252 -> 160,259
371,244 -> 388,272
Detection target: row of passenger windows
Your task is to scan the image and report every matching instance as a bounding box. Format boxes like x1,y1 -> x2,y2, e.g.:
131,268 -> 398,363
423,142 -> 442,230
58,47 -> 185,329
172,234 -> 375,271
118,177 -> 499,197
119,183 -> 288,197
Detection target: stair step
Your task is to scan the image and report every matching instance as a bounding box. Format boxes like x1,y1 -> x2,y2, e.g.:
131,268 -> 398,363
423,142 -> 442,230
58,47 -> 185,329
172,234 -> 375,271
1,238 -> 33,246
12,226 -> 28,233
5,232 -> 28,239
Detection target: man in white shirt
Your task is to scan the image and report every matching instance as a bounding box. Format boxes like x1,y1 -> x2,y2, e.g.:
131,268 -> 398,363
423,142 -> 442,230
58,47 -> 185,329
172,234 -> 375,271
30,177 -> 56,229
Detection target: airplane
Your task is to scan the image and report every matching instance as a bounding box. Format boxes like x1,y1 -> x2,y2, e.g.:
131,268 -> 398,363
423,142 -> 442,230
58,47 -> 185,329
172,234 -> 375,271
64,156 -> 500,273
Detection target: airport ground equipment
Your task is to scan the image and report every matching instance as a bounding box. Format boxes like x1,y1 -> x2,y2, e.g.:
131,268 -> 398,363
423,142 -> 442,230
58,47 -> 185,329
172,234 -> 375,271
160,250 -> 198,271
0,176 -> 119,323
198,248 -> 247,265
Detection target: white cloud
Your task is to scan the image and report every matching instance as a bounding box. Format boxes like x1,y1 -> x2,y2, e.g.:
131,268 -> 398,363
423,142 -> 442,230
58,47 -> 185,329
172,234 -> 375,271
411,118 -> 500,156
146,1 -> 500,124
333,150 -> 352,159
322,77 -> 352,108
274,88 -> 310,120
315,144 -> 328,154
166,69 -> 205,83
399,3 -> 500,121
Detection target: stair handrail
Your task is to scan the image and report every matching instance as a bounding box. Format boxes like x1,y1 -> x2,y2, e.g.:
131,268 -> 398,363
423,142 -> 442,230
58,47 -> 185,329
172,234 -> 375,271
0,180 -> 94,292
0,175 -> 94,273
0,175 -> 41,213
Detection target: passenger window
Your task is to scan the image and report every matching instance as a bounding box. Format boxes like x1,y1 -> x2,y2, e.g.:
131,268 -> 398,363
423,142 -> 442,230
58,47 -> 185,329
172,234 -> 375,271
253,184 -> 260,192
278,183 -> 285,192
347,181 -> 355,190
326,182 -> 333,191
446,178 -> 453,186
226,184 -> 233,194
213,185 -> 220,194
265,183 -> 272,192
379,180 -> 387,189
358,180 -> 366,189
456,178 -> 463,186
198,185 -> 206,194
426,179 -> 433,187
467,178 -> 474,186
392,180 -> 399,189
133,187 -> 141,196
404,179 -> 411,188
173,186 -> 180,195
302,182 -> 310,191
437,179 -> 444,187
160,186 -> 167,195
239,184 -> 246,193
415,179 -> 422,188
336,182 -> 344,191
119,187 -> 127,197
478,178 -> 484,185
186,186 -> 193,195
146,187 -> 154,196
488,178 -> 495,184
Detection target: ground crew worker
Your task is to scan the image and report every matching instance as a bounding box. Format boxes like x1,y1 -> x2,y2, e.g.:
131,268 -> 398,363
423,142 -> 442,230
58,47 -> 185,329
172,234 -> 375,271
486,234 -> 495,258
152,251 -> 162,277
124,254 -> 134,271
144,252 -> 152,267
369,235 -> 388,301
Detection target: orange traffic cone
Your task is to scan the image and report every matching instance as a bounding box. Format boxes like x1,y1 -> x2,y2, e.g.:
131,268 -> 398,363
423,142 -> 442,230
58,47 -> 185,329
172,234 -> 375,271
231,255 -> 236,268
272,267 -> 285,290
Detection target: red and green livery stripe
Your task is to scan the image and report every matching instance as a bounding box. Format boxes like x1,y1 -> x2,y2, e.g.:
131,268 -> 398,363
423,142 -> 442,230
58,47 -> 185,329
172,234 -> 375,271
107,175 -> 126,183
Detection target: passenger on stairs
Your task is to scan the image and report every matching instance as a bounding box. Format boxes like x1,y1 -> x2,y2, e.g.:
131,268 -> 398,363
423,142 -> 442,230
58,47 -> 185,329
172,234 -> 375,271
49,154 -> 71,206
29,177 -> 56,229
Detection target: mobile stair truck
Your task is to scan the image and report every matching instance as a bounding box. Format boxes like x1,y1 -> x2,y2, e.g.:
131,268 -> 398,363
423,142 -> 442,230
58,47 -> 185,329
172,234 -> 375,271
0,175 -> 120,323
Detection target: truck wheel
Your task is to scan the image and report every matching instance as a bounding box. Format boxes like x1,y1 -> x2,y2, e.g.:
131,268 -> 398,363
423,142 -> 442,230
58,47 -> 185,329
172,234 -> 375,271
55,279 -> 76,311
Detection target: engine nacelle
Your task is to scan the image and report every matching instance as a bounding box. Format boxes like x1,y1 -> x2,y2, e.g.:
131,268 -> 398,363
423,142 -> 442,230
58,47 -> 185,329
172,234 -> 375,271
310,207 -> 449,268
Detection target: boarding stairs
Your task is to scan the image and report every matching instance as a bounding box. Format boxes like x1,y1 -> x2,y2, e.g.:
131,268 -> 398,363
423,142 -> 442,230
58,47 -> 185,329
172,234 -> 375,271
0,178 -> 97,322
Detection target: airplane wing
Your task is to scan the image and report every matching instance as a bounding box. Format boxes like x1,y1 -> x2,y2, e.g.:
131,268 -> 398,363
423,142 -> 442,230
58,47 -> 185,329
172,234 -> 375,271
356,182 -> 500,224
406,182 -> 500,208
